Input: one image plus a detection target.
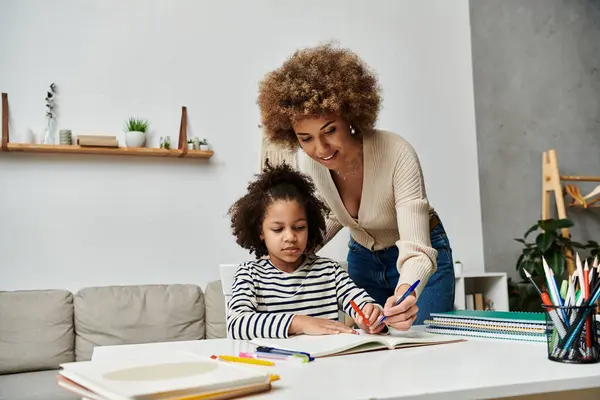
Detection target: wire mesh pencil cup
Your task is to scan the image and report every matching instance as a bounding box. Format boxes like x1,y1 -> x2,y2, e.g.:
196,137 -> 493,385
543,304 -> 599,364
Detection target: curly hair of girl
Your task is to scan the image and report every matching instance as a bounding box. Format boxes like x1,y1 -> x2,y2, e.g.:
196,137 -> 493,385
227,161 -> 330,257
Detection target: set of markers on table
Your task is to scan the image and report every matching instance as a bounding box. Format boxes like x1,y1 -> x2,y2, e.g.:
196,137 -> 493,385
211,280 -> 420,367
524,254 -> 600,363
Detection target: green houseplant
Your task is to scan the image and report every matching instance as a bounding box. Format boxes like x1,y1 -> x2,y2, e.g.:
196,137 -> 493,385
512,218 -> 599,311
124,117 -> 149,148
199,138 -> 209,151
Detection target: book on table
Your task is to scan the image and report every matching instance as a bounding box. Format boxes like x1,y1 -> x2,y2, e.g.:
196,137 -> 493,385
424,310 -> 547,342
250,327 -> 463,358
56,350 -> 278,400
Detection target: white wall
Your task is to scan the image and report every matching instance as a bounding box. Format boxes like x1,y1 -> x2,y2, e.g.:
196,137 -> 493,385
0,0 -> 483,292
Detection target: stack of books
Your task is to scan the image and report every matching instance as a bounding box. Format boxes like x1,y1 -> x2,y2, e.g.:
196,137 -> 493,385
56,351 -> 278,399
424,310 -> 547,343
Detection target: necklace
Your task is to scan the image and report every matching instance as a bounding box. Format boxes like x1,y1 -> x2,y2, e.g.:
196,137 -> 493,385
335,147 -> 363,180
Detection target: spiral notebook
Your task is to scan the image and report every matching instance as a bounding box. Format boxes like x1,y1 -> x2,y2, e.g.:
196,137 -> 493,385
424,310 -> 546,342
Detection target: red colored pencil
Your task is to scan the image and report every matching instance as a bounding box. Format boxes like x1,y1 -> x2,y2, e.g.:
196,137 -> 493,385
350,300 -> 371,327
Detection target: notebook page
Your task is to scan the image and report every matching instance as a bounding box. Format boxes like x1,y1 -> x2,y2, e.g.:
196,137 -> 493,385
251,333 -> 388,357
382,328 -> 464,348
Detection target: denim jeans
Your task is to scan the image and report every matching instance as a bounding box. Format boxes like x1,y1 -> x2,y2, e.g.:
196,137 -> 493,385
347,219 -> 455,325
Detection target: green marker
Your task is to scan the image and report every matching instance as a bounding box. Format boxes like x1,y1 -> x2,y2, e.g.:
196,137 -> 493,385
560,279 -> 568,299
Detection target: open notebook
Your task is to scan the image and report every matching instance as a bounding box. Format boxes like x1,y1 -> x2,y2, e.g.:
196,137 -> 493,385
56,351 -> 278,400
251,328 -> 463,358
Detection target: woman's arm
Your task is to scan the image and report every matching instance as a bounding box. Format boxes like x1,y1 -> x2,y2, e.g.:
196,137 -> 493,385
392,145 -> 438,299
226,266 -> 295,340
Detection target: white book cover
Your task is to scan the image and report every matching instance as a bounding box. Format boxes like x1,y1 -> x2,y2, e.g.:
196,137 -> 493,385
57,351 -> 273,400
251,328 -> 463,358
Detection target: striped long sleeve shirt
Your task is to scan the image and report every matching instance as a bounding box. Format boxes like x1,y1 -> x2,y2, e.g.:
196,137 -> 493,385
226,255 -> 376,340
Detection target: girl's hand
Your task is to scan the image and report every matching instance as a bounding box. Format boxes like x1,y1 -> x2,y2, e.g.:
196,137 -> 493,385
382,285 -> 419,331
289,315 -> 357,335
355,303 -> 386,334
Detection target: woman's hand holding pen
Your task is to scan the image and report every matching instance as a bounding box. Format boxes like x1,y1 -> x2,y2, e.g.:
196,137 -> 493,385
382,283 -> 419,331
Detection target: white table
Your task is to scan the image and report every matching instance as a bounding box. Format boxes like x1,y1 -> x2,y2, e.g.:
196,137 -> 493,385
92,331 -> 600,400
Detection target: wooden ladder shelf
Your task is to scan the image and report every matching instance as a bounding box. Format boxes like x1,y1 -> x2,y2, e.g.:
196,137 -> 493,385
542,148 -> 600,275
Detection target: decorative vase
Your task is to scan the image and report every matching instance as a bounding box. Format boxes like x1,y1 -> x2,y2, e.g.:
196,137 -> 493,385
41,121 -> 55,144
200,144 -> 209,151
125,131 -> 146,147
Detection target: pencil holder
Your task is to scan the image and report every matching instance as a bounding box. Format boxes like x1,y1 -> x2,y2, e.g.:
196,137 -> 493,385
543,304 -> 599,364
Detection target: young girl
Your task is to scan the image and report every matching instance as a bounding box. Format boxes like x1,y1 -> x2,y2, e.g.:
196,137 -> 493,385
226,162 -> 385,340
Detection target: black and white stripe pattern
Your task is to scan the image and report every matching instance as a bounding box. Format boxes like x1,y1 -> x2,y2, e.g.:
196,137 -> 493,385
226,254 -> 375,340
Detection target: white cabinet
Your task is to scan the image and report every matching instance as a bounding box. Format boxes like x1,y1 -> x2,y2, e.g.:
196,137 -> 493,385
454,272 -> 509,311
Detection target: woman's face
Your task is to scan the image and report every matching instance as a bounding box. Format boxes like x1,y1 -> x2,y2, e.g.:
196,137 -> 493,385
292,114 -> 361,171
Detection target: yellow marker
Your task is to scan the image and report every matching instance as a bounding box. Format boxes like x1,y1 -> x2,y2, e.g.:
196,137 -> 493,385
216,355 -> 275,367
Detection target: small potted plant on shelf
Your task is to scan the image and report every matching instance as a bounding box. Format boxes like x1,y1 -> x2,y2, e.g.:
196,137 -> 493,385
124,117 -> 149,148
199,138 -> 209,151
159,136 -> 171,149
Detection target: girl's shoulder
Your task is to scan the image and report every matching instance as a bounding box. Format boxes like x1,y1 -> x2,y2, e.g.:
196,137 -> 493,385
303,254 -> 342,270
237,258 -> 272,274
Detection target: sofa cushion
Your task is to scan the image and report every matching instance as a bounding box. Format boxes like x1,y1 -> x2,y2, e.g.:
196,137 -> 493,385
74,284 -> 205,361
204,280 -> 226,339
0,369 -> 79,400
0,290 -> 74,374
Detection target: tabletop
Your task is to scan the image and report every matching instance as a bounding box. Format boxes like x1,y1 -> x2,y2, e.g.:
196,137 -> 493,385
91,331 -> 600,400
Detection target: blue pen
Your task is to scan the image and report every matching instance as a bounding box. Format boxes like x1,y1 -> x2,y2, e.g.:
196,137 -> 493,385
375,279 -> 420,327
255,346 -> 314,361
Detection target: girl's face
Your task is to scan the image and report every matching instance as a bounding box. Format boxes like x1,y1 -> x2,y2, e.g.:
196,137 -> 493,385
260,199 -> 308,272
292,114 -> 361,171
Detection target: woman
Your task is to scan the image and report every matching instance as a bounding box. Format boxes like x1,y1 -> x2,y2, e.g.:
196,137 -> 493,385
256,43 -> 455,329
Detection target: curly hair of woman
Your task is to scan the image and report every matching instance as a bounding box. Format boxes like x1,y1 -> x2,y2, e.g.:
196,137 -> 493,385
257,42 -> 382,150
227,160 -> 330,257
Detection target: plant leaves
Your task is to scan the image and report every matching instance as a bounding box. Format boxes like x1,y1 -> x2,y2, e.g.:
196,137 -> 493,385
514,238 -> 527,244
548,251 -> 565,278
524,223 -> 540,239
570,241 -> 587,249
516,253 -> 525,271
532,261 -> 545,277
540,218 -> 574,232
536,232 -> 557,253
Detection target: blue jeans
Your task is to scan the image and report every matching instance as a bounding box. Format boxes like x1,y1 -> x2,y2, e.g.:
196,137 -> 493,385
347,218 -> 455,325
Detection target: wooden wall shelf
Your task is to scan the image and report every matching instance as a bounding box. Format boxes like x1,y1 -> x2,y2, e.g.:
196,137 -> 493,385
3,143 -> 214,158
1,92 -> 213,160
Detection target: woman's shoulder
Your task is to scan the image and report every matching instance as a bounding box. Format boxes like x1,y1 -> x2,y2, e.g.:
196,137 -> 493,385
369,129 -> 420,162
371,129 -> 416,151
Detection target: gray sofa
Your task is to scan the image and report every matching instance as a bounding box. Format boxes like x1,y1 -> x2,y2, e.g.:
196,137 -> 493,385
0,281 -> 227,400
